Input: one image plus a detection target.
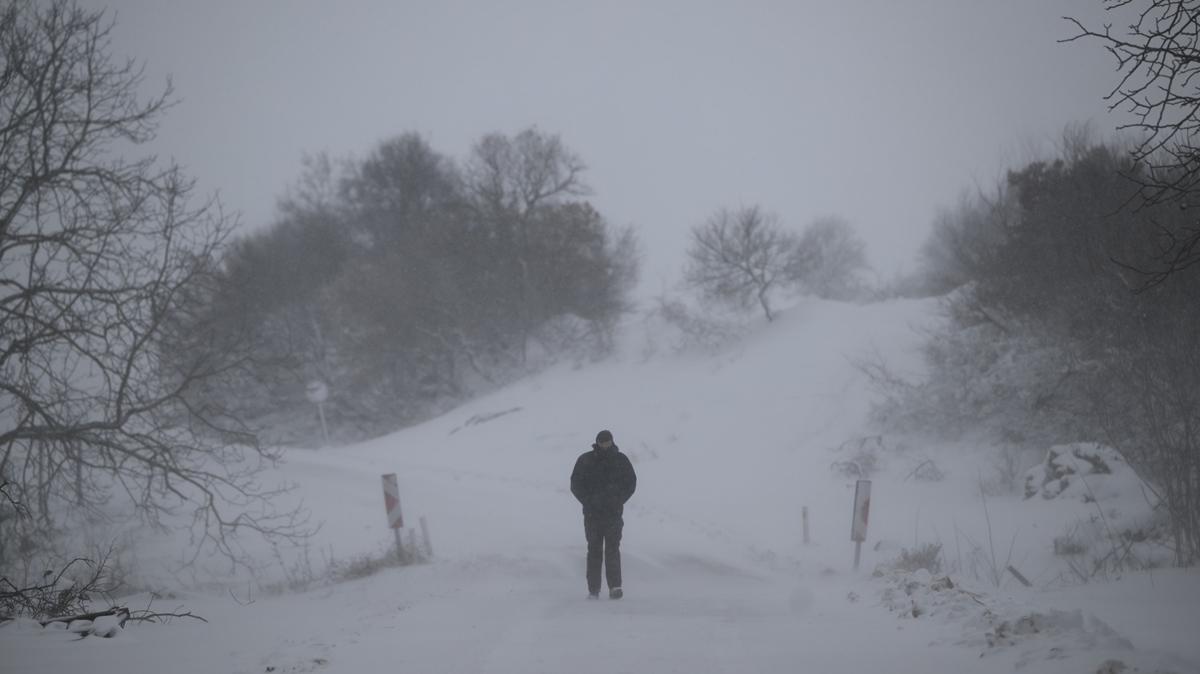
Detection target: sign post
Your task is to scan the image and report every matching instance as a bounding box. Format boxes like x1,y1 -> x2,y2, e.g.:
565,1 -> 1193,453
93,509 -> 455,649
381,473 -> 405,562
851,479 -> 872,571
802,505 -> 810,545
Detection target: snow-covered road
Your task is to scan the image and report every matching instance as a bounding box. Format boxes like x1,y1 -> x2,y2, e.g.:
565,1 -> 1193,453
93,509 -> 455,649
0,553 -> 993,674
4,299 -> 1198,674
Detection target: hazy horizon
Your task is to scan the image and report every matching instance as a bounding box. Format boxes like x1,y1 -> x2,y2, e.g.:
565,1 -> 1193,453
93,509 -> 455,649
81,0 -> 1127,286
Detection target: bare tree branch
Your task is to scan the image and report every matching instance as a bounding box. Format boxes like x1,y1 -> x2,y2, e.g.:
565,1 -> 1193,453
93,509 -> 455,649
1064,1 -> 1200,287
0,0 -> 310,579
683,205 -> 794,322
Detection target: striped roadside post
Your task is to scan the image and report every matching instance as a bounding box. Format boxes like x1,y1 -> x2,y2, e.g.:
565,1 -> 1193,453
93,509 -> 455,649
382,473 -> 406,562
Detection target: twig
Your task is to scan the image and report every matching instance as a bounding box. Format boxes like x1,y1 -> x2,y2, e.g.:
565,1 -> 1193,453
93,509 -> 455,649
127,608 -> 208,624
1067,450 -> 1145,573
229,585 -> 254,606
1006,565 -> 1032,587
905,460 -> 936,482
41,607 -> 130,627
979,475 -> 1002,587
958,587 -> 989,606
128,596 -> 208,624
0,481 -> 28,518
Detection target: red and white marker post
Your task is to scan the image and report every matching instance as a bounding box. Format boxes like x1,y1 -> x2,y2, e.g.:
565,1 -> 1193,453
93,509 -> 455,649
381,473 -> 406,562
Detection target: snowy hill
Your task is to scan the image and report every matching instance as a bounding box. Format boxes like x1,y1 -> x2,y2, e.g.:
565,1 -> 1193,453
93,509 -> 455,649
4,297 -> 1198,674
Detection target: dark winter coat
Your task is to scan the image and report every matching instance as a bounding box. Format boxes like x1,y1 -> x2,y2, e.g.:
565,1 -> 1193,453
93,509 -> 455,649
570,443 -> 636,516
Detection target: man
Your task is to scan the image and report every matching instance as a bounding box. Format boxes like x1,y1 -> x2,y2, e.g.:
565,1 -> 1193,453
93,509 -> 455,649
570,429 -> 637,599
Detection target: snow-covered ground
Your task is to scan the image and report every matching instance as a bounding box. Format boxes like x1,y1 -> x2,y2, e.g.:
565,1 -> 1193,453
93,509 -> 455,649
3,297 -> 1198,674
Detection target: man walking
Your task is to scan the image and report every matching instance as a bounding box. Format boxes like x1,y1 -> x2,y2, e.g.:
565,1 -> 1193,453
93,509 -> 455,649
570,429 -> 636,599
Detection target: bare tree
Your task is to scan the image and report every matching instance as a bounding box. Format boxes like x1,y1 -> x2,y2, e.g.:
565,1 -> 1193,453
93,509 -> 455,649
1102,318 -> 1200,565
683,206 -> 795,321
342,133 -> 463,251
0,0 -> 307,575
1064,1 -> 1200,287
786,216 -> 871,300
465,128 -> 589,361
918,185 -> 1016,295
466,128 -> 588,220
898,134 -> 1200,565
197,130 -> 634,440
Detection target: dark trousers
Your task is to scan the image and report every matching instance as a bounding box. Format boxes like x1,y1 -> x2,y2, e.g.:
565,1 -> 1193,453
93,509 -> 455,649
584,512 -> 623,593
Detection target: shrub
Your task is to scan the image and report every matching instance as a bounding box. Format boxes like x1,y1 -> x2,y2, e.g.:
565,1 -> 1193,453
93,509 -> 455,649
893,543 -> 944,575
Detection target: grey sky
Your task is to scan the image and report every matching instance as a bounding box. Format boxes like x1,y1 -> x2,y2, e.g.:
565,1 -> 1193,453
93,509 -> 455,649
87,0 -> 1121,288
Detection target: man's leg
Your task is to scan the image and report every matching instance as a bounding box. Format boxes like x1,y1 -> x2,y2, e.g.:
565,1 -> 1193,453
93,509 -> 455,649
604,515 -> 623,593
584,514 -> 603,595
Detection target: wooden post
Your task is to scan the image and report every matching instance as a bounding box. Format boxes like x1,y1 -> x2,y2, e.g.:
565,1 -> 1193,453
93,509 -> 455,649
407,529 -> 421,561
1007,565 -> 1032,587
306,381 -> 330,446
851,480 -> 872,572
316,401 -> 329,446
393,527 -> 407,564
419,516 -> 434,559
802,506 -> 810,545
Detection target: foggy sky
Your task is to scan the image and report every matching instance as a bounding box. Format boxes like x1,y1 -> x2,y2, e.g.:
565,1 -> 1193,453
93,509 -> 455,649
84,0 -> 1123,289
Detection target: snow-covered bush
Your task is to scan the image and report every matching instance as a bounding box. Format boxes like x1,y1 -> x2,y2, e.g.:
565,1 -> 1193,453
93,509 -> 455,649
885,321 -> 1081,443
829,435 -> 886,479
529,312 -> 617,365
888,543 -> 944,575
863,290 -> 1091,466
874,570 -> 1142,667
1025,443 -> 1168,579
876,569 -> 985,622
1053,526 -> 1090,557
1024,443 -> 1136,503
0,556 -> 118,622
980,443 -> 1035,496
260,537 -> 432,597
641,294 -> 748,356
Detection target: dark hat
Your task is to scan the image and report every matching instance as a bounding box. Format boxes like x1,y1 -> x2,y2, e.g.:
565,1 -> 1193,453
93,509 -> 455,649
595,429 -> 613,444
